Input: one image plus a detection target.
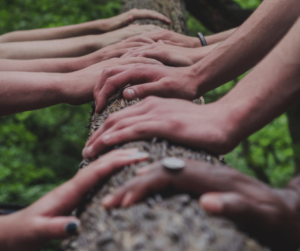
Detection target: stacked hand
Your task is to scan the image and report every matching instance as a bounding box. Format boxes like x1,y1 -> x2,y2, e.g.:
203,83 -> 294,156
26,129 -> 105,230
83,97 -> 237,159
125,29 -> 201,48
92,63 -> 201,113
0,149 -> 149,251
100,159 -> 300,251
103,9 -> 171,32
122,42 -> 197,66
63,57 -> 162,106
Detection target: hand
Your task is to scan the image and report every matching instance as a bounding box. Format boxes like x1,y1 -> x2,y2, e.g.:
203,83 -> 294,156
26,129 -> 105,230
93,63 -> 200,113
80,40 -> 155,68
83,97 -> 236,159
99,24 -> 162,49
122,41 -> 220,66
0,149 -> 149,251
103,9 -> 171,32
122,42 -> 197,66
124,29 -> 201,48
101,159 -> 300,251
62,57 -> 163,106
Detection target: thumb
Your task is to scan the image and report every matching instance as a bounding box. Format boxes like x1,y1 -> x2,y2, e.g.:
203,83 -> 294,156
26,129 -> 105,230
37,216 -> 81,240
199,192 -> 255,220
123,80 -> 176,100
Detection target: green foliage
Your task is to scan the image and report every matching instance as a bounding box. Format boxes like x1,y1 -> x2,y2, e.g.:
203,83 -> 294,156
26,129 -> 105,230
0,1 -> 296,250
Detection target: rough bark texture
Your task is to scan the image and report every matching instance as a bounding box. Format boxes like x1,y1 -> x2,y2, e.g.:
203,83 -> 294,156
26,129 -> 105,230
61,1 -> 268,250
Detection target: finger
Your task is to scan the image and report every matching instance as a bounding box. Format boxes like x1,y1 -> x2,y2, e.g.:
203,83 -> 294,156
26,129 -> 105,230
132,9 -> 171,24
32,149 -> 149,215
94,65 -> 133,113
95,65 -> 159,113
84,102 -> 148,149
118,57 -> 163,66
84,114 -> 157,158
123,80 -> 178,100
199,192 -> 279,224
84,121 -> 166,157
160,40 -> 183,47
101,164 -> 169,208
123,36 -> 155,44
36,217 -> 81,240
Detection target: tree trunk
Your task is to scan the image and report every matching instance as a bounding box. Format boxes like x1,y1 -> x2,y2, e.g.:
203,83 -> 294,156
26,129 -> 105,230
61,1 -> 268,250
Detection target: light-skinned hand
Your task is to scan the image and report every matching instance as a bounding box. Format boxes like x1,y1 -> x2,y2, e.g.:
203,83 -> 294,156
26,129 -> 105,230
83,97 -> 236,159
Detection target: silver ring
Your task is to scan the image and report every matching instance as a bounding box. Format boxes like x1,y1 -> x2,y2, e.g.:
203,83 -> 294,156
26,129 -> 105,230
161,157 -> 185,171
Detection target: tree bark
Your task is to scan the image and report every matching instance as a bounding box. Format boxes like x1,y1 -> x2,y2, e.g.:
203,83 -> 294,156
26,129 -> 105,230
61,1 -> 268,250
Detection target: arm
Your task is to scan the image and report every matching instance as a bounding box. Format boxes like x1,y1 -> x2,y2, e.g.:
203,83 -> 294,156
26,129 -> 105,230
0,25 -> 161,59
0,57 -> 161,116
0,41 -> 152,72
100,160 -> 300,251
0,149 -> 149,251
0,9 -> 170,42
84,17 -> 300,158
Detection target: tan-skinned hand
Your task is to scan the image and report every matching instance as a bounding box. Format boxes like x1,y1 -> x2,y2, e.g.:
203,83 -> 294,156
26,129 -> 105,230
83,97 -> 235,159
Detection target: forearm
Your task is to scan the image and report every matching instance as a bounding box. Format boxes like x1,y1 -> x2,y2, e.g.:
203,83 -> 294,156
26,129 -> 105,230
192,0 -> 300,93
0,20 -> 106,43
0,71 -> 66,116
217,18 -> 300,146
0,58 -> 84,73
205,28 -> 237,45
0,35 -> 97,59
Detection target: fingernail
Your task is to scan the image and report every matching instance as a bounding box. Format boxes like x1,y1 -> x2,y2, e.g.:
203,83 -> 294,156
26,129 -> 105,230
122,192 -> 133,207
83,146 -> 93,158
65,221 -> 81,235
200,195 -> 223,213
125,89 -> 136,99
129,152 -> 149,160
103,135 -> 111,144
102,194 -> 114,207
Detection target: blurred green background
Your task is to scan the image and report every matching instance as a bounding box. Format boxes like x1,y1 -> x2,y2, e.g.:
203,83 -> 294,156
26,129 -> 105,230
0,0 -> 297,249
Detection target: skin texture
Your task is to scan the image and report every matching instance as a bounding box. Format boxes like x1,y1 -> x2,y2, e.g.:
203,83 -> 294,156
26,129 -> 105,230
100,160 -> 300,251
92,0 -> 300,113
83,17 -> 300,158
0,25 -> 162,59
0,9 -> 171,42
124,27 -> 236,48
122,41 -> 219,66
0,57 -> 162,116
0,149 -> 149,251
0,40 -> 154,73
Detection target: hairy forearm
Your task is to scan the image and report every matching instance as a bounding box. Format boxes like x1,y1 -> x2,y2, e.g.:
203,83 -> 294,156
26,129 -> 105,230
0,71 -> 66,116
0,20 -> 107,43
193,0 -> 300,93
205,28 -> 237,45
217,18 -> 300,146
